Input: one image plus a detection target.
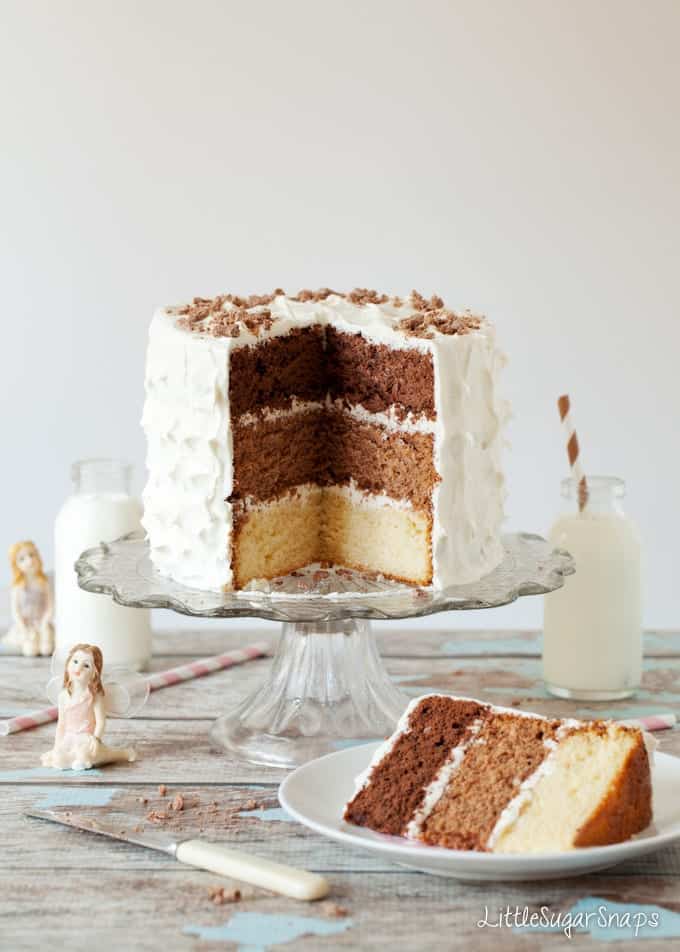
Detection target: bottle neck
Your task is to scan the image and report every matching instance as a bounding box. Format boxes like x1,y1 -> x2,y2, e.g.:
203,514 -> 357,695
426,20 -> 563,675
71,459 -> 132,496
561,476 -> 626,515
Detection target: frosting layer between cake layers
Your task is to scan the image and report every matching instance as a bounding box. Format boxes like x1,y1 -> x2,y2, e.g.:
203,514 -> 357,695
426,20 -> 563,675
141,291 -> 508,590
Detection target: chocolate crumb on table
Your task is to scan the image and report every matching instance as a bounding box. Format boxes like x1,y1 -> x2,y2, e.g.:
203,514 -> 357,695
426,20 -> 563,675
208,886 -> 242,905
322,902 -> 349,918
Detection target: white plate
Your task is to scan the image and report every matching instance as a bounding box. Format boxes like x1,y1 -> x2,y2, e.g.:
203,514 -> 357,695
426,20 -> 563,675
279,742 -> 680,881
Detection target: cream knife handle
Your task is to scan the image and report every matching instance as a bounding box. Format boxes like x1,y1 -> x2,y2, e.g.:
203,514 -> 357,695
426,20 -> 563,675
175,840 -> 329,901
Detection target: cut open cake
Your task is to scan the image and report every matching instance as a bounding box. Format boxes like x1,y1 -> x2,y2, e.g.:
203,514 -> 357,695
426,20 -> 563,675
141,289 -> 507,591
344,694 -> 653,853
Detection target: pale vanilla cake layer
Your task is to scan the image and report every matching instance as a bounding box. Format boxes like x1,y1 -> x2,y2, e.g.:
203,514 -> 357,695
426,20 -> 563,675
232,483 -> 432,588
232,487 -> 323,588
141,290 -> 508,591
490,725 -> 645,853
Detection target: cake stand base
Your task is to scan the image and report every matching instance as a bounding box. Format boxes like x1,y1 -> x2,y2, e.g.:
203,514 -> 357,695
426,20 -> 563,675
209,619 -> 407,769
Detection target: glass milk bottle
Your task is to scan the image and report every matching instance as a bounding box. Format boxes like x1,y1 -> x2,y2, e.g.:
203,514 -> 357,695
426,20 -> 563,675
543,476 -> 642,700
54,459 -> 151,670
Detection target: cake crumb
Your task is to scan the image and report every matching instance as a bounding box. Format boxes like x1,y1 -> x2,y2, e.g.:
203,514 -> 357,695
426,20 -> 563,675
158,784 -> 167,796
322,902 -> 349,918
146,810 -> 168,824
243,799 -> 259,811
138,796 -> 148,805
510,698 -> 522,707
171,793 -> 185,812
209,886 -> 242,905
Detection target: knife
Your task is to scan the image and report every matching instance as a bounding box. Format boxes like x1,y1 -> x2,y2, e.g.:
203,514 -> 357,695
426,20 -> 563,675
26,808 -> 329,901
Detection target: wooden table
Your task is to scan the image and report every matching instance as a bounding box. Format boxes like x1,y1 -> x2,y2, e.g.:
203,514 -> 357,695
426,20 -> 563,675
2,628 -> 679,950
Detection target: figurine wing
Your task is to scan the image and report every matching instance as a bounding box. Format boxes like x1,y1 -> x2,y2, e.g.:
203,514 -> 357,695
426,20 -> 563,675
49,651 -> 64,679
103,668 -> 150,718
46,675 -> 62,706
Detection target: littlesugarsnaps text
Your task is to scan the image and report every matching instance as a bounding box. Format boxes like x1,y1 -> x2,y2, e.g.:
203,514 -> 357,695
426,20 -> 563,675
477,904 -> 660,939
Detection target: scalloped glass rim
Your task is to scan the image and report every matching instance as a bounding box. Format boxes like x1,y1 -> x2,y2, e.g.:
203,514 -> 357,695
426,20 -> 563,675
75,531 -> 574,623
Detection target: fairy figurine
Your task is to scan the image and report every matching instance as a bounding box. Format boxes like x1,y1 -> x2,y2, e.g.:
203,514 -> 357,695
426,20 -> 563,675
6,541 -> 54,657
41,643 -> 147,771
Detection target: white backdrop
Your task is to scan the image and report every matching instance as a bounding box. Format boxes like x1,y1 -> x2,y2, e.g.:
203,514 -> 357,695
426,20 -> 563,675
2,0 -> 679,630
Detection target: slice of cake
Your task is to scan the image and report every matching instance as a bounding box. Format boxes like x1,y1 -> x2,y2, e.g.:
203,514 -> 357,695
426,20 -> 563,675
141,289 -> 507,591
344,694 -> 652,852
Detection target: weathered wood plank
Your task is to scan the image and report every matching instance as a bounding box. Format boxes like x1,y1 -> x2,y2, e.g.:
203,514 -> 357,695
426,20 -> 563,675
2,784 -> 397,874
3,783 -> 680,879
2,654 -> 680,723
0,719 -> 288,785
2,869 -> 680,952
2,633 -> 680,951
2,712 -> 679,789
3,628 -> 680,661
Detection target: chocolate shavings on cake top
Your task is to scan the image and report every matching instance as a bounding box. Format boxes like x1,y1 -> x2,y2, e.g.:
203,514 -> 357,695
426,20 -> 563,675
397,290 -> 482,339
174,288 -> 482,339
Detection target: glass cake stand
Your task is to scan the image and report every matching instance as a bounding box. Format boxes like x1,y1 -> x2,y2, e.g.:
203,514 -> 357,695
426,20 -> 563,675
75,531 -> 573,768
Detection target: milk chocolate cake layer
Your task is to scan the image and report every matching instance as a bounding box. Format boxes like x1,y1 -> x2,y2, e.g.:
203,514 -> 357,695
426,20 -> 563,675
231,411 -> 325,501
324,412 -> 437,510
419,714 -> 560,850
232,410 -> 437,509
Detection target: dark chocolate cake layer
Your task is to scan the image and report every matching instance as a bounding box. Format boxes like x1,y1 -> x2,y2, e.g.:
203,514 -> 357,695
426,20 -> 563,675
325,326 -> 436,419
229,326 -> 326,417
344,697 -> 486,836
229,325 -> 436,420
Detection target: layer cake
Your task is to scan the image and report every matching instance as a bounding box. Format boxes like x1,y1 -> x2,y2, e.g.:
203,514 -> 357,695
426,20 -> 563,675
141,289 -> 507,591
344,694 -> 653,852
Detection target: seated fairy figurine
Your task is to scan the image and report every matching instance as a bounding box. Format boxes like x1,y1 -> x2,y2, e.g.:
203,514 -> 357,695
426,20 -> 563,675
42,643 -> 137,771
6,541 -> 54,657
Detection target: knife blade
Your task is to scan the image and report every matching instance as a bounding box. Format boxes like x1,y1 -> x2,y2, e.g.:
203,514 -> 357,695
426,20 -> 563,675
26,807 -> 329,901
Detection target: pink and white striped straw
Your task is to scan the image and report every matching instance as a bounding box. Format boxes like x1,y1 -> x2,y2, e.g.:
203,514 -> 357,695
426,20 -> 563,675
620,713 -> 676,732
0,641 -> 269,736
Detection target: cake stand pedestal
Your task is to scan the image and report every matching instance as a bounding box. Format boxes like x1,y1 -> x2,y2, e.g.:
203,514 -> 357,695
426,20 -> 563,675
76,532 -> 573,769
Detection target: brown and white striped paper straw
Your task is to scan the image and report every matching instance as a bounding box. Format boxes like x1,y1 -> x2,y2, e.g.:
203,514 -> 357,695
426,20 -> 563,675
0,641 -> 269,736
557,393 -> 589,511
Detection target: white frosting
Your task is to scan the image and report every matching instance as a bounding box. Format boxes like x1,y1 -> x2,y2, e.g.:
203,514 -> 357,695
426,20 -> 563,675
141,293 -> 507,590
236,396 -> 437,436
329,398 -> 436,435
430,331 -> 507,586
141,313 -> 235,589
325,479 -> 415,512
235,398 -> 326,428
